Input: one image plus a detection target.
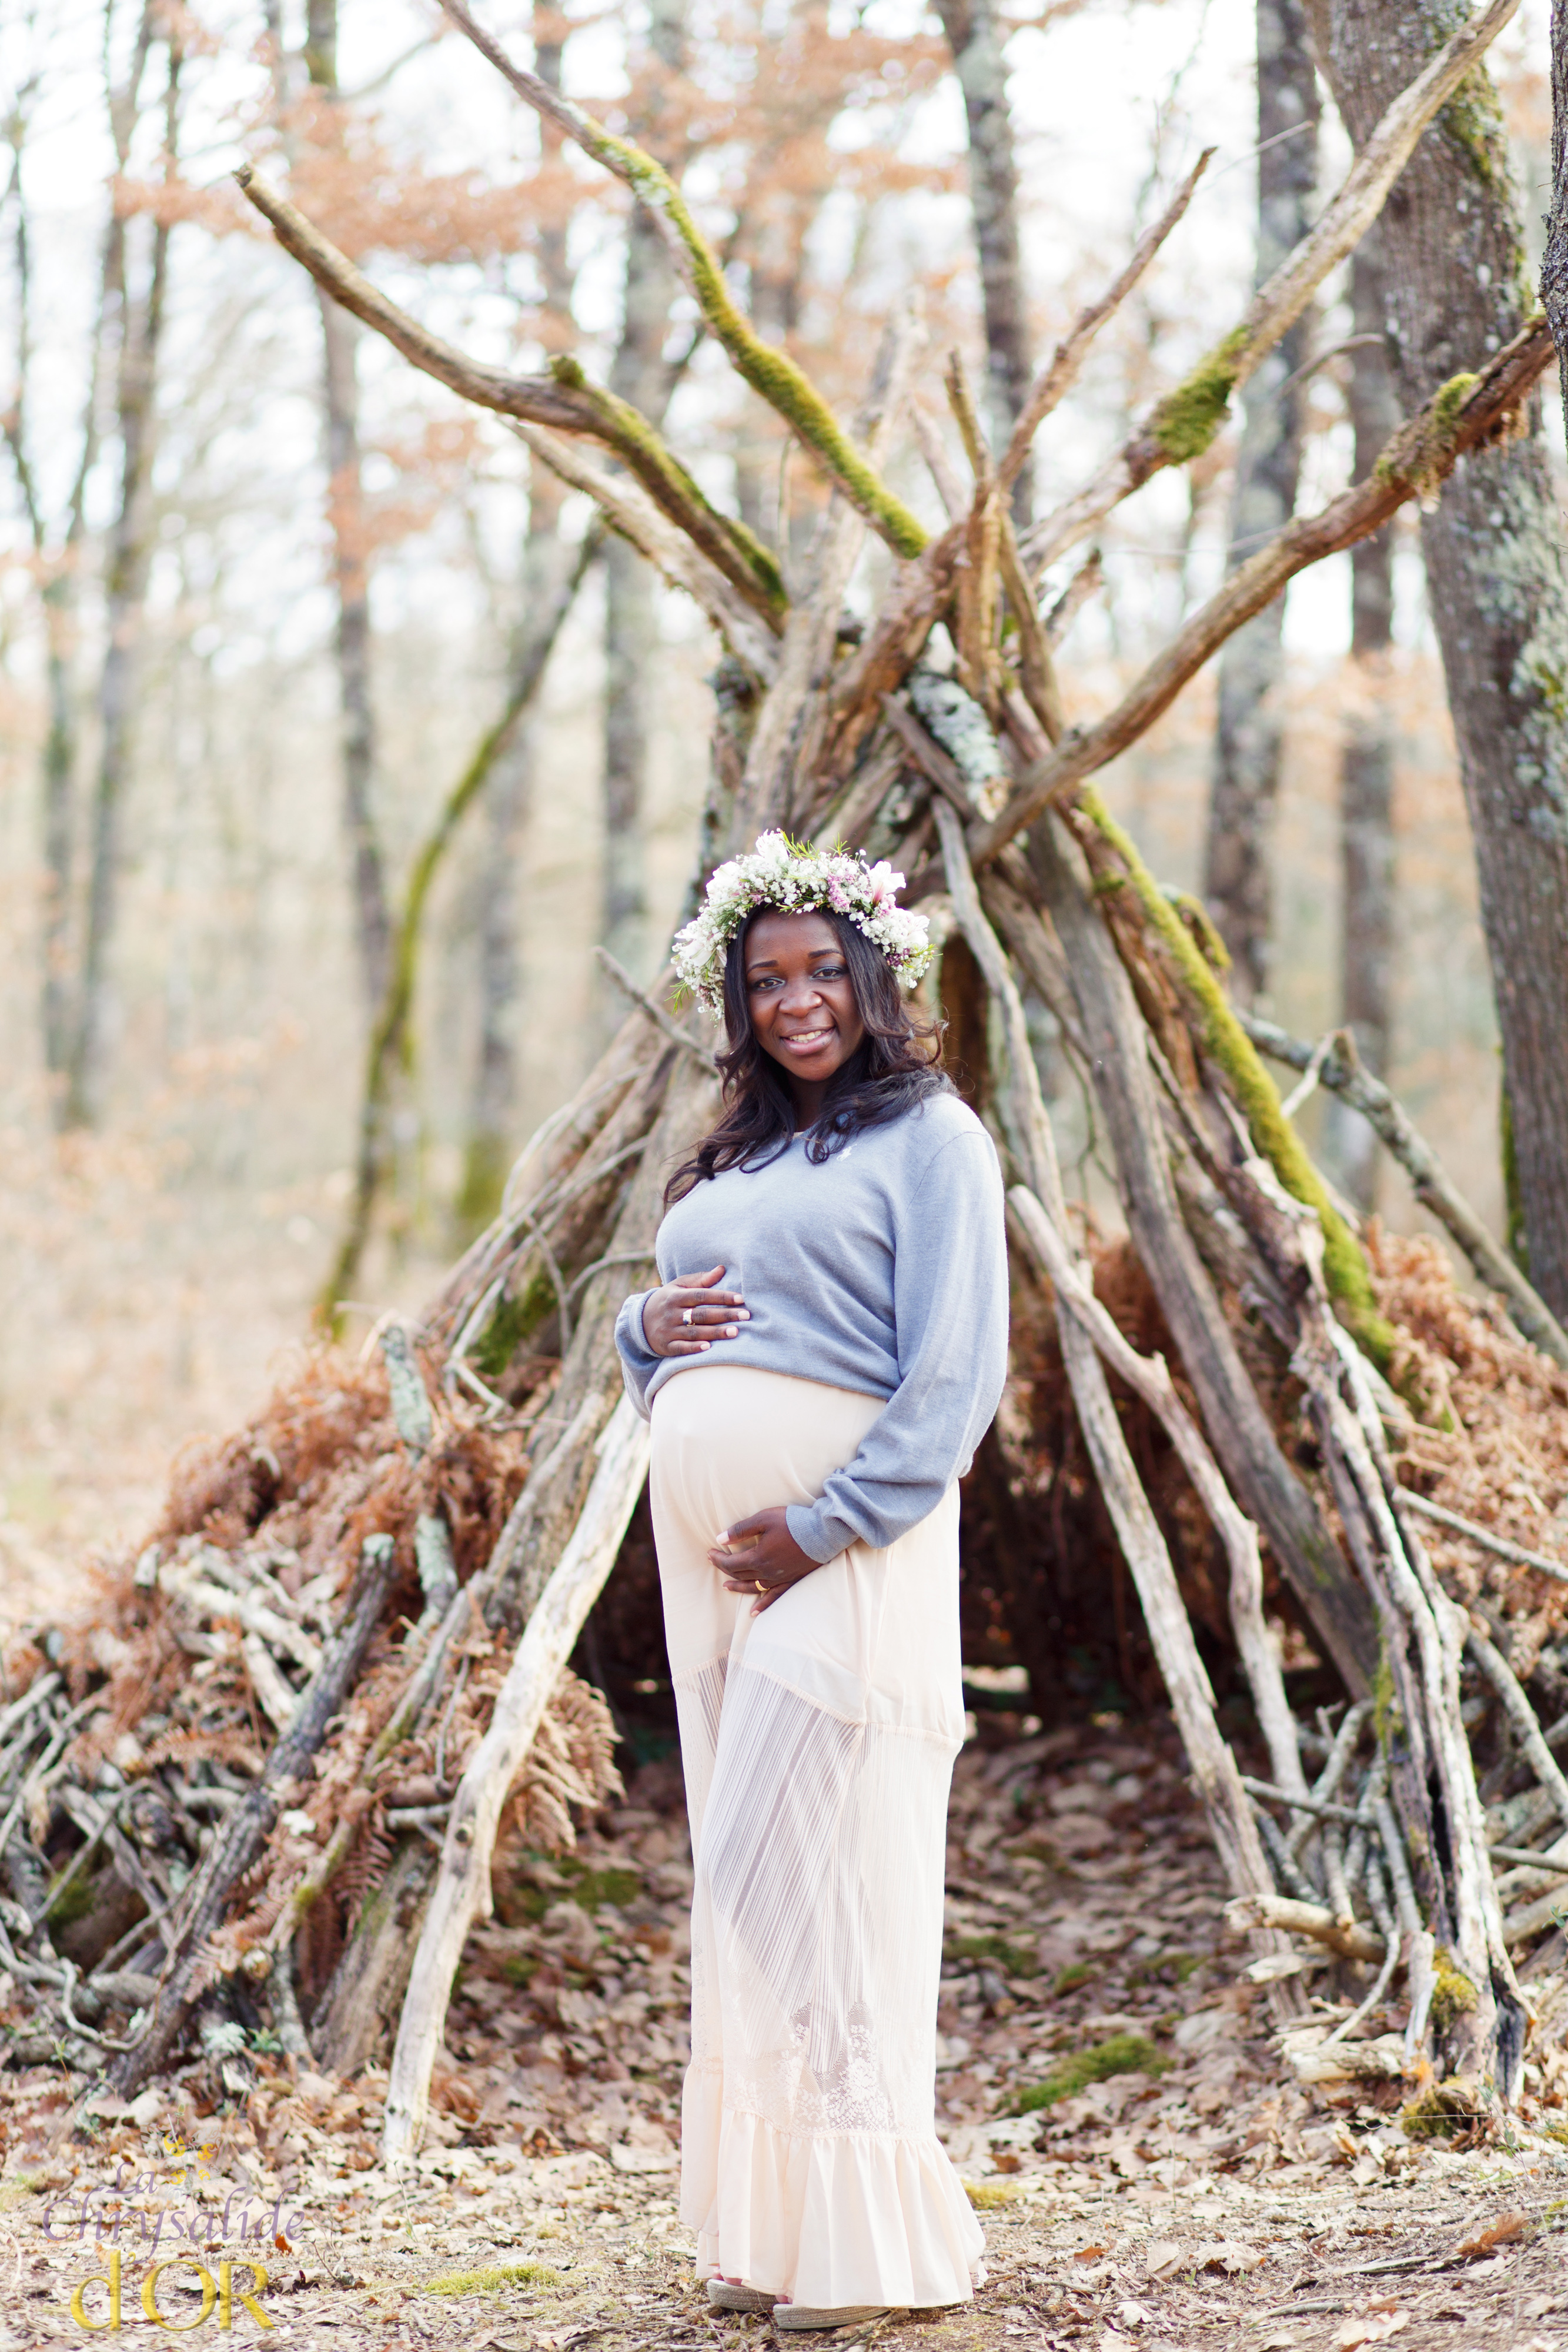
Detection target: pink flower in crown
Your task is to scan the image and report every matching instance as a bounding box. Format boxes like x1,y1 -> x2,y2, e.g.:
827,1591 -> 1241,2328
826,877 -> 850,912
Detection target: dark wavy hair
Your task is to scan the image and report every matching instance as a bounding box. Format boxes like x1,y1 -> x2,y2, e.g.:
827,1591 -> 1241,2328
664,906 -> 951,1202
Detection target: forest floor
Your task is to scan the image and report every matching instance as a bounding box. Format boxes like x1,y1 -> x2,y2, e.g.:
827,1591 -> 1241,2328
5,1710 -> 1568,2351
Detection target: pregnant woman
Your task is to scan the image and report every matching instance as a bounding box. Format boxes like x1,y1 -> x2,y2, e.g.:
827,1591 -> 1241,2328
614,833 -> 1008,2328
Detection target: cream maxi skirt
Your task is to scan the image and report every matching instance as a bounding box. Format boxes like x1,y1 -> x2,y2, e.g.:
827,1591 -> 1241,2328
649,1364 -> 985,2310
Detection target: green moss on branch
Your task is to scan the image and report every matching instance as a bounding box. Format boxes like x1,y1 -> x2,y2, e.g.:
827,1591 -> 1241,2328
1079,787 -> 1396,1369
590,131 -> 928,558
1148,328 -> 1248,465
1373,371 -> 1477,504
1430,1951 -> 1479,2035
551,358 -> 786,614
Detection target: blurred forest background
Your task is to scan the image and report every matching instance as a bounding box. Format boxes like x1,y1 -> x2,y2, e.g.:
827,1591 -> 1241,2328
0,0 -> 1559,1608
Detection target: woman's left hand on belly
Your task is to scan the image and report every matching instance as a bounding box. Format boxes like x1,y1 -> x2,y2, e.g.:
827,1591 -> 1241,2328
710,1509 -> 817,1612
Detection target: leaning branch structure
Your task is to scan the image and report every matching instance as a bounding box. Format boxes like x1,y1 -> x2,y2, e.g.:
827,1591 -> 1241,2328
4,0 -> 1564,2165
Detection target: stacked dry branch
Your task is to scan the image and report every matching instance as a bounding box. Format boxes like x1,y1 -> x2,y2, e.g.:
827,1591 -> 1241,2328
0,1341 -> 621,2091
9,0 -> 1568,2166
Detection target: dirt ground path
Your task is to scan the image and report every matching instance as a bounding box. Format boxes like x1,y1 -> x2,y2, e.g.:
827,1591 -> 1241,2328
7,1713 -> 1568,2350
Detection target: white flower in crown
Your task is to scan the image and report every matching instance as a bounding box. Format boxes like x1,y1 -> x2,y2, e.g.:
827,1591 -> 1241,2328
671,831 -> 933,1018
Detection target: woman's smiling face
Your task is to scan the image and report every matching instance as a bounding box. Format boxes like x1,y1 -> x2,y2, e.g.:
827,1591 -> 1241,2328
743,910 -> 867,1100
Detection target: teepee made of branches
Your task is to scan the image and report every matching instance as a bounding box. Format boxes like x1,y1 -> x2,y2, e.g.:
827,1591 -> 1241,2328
8,0 -> 1568,2167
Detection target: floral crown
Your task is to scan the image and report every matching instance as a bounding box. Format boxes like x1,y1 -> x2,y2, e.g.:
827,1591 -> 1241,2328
671,830 -> 933,1019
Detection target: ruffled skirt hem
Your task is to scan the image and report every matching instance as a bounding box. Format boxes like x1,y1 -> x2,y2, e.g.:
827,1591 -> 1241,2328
683,2100 -> 985,2308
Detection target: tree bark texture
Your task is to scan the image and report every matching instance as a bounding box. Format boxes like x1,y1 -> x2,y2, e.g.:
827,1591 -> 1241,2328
1325,0 -> 1568,1321
1542,0 -> 1568,434
65,23 -> 180,1129
307,0 -> 393,1018
1202,0 -> 1319,1003
600,0 -> 685,1002
935,0 -> 1034,520
1324,238 -> 1398,1211
311,1839 -> 437,2073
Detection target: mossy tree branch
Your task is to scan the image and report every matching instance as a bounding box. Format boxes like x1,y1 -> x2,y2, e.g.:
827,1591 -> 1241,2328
1021,0 -> 1523,576
234,165 -> 784,628
973,315 -> 1552,864
437,0 -> 932,560
1075,786 -> 1396,1365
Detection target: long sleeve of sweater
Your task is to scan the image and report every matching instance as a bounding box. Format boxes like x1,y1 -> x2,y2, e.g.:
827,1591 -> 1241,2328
614,1291 -> 661,1415
783,1126 -> 1008,1561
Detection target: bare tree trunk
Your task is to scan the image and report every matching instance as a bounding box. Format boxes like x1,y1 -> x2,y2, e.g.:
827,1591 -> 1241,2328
1,91 -> 99,1101
600,0 -> 686,1001
65,17 -> 179,1129
457,7 -> 576,1231
935,0 -> 1033,519
306,0 -> 392,1016
1325,0 -> 1568,1321
458,480 -> 573,1232
1324,238 -> 1398,1211
38,586 -> 77,1095
323,524 -> 596,1322
1543,0 -> 1568,435
1202,0 -> 1319,1003
602,535 -> 658,982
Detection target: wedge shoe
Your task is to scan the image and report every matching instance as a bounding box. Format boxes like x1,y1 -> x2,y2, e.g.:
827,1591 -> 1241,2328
707,2282 -> 781,2314
772,2307 -> 892,2331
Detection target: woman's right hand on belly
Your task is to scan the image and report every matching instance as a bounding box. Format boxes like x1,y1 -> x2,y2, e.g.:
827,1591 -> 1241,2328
641,1264 -> 750,1358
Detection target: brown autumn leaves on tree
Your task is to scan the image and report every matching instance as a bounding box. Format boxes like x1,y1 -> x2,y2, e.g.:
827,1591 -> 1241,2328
11,0 -> 1568,2173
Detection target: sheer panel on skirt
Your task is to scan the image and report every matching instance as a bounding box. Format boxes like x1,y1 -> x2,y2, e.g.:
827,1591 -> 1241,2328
649,1365 -> 985,2310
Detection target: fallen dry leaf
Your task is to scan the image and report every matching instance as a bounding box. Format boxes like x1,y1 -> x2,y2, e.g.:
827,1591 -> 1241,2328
1193,2240 -> 1265,2275
1143,2241 -> 1185,2280
1454,2210 -> 1529,2259
1336,2313 -> 1409,2350
1075,2243 -> 1112,2261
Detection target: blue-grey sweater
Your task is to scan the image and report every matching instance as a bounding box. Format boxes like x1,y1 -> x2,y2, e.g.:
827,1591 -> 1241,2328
613,1091 -> 1009,1563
